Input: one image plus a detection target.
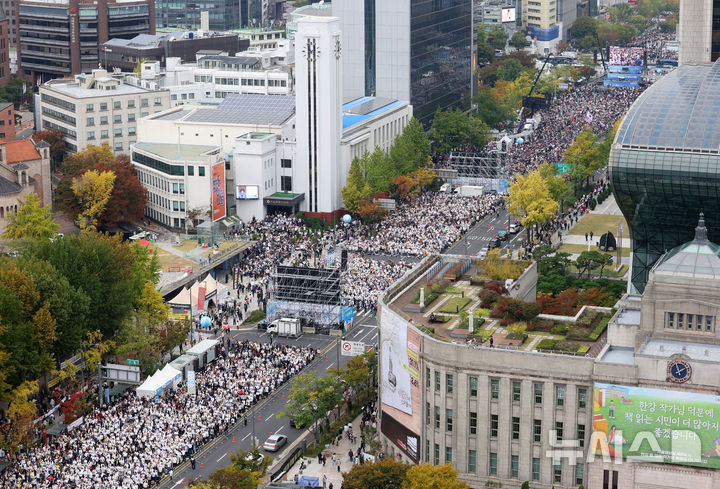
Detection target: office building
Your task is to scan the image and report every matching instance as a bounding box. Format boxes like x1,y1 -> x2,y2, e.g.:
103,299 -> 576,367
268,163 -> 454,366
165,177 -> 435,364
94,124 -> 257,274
235,27 -> 285,50
0,5 -> 9,86
155,0 -> 237,31
0,102 -> 16,141
678,0 -> 719,65
521,0 -> 560,53
0,138 -> 51,234
334,0 -> 471,127
378,214 -> 720,487
17,0 -> 154,83
101,32 -> 248,72
610,59 -> 720,293
38,67 -> 170,153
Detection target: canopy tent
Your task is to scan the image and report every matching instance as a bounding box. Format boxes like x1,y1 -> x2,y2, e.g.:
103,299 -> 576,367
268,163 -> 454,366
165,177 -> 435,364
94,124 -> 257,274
135,365 -> 182,399
167,286 -> 192,307
169,354 -> 197,379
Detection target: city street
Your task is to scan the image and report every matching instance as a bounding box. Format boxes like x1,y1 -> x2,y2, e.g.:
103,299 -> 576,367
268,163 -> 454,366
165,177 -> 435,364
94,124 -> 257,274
445,206 -> 526,257
154,311 -> 377,487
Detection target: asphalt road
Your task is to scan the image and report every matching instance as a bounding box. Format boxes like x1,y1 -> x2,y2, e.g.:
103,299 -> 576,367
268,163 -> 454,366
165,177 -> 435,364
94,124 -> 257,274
445,206 -> 526,257
154,310 -> 378,487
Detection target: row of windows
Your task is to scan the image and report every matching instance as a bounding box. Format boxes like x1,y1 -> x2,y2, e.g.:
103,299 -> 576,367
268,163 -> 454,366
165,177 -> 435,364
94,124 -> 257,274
425,444 -> 583,485
171,92 -> 197,101
666,312 -> 714,331
87,127 -> 134,140
429,369 -> 587,408
42,106 -> 76,126
86,98 -> 160,112
41,92 -> 76,112
145,207 -> 185,229
87,113 -> 136,125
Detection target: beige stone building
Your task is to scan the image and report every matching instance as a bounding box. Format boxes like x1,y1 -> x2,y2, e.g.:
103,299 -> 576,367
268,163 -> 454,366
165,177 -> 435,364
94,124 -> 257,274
378,217 -> 720,488
0,138 -> 52,234
678,0 -> 718,65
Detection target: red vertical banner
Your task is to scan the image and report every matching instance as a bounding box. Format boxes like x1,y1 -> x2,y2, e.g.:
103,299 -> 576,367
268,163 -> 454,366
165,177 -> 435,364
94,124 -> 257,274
211,161 -> 226,221
197,286 -> 206,312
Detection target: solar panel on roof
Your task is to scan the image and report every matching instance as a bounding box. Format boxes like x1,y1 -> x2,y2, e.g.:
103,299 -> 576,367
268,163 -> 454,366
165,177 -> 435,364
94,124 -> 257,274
345,97 -> 394,115
217,94 -> 295,113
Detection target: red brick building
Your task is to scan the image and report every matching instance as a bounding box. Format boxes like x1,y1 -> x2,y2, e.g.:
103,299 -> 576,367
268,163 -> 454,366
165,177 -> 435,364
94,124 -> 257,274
0,102 -> 15,141
0,5 -> 10,87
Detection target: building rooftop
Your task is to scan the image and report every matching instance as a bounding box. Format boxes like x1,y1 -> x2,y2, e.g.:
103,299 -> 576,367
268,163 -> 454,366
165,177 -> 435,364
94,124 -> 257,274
45,80 -> 155,98
151,109 -> 194,121
216,94 -> 295,124
598,346 -> 635,365
6,140 -> 40,163
639,338 -> 720,362
0,176 -> 21,195
342,97 -> 407,129
616,58 -> 720,150
651,213 -> 720,282
0,102 -> 12,111
132,142 -> 220,161
239,132 -> 275,140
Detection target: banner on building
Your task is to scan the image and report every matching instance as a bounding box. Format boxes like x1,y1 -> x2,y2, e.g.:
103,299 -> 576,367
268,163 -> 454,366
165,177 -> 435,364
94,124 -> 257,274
197,286 -> 206,313
211,162 -> 226,221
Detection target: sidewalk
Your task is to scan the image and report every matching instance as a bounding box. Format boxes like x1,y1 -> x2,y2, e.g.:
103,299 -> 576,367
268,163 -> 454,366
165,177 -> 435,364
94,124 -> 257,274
284,413 -> 366,488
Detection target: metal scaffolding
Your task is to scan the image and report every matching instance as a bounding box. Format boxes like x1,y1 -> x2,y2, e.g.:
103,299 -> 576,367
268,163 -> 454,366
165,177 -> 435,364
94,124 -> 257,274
272,266 -> 341,305
446,151 -> 509,179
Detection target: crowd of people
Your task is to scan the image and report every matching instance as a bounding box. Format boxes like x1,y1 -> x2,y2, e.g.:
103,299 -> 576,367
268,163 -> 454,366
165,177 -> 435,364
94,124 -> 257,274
0,341 -> 315,489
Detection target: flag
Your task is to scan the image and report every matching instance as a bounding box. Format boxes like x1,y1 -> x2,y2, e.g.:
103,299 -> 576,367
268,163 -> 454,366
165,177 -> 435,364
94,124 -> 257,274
584,111 -> 593,124
22,83 -> 26,94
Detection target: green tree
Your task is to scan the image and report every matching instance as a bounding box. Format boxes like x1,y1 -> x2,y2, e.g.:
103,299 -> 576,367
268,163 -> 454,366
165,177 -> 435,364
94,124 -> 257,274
476,28 -> 495,65
428,108 -> 489,154
510,31 -> 529,50
564,128 -> 599,190
538,162 -> 571,210
628,14 -> 647,31
570,16 -> 598,40
342,156 -> 372,213
659,18 -> 676,33
473,88 -> 513,127
278,370 -> 342,430
497,58 -> 524,82
332,350 -> 376,406
389,118 -> 430,175
55,143 -> 115,218
402,463 -> 470,489
506,170 -> 558,242
2,193 -> 58,241
489,25 -> 509,51
575,250 -> 611,278
343,459 -> 410,489
365,146 -> 396,193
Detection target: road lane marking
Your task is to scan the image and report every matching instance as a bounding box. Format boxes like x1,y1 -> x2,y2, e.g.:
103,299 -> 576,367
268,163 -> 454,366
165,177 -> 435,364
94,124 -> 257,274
326,362 -> 335,369
267,413 -> 275,420
217,452 -> 227,463
242,432 -> 251,441
276,425 -> 284,433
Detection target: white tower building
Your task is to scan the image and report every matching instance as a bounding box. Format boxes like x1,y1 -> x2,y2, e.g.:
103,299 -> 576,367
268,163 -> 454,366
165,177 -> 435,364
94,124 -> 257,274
295,15 -> 343,214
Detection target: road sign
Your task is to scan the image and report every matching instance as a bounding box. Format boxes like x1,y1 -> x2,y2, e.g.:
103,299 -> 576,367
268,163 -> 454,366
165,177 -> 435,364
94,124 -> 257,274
341,340 -> 365,357
126,359 -> 139,366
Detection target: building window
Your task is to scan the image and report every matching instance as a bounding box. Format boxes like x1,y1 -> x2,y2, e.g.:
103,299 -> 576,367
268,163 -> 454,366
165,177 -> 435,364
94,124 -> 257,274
141,112 -> 149,118
697,314 -> 703,330
173,201 -> 179,211
708,316 -> 714,331
576,462 -> 584,485
578,388 -> 587,409
556,422 -> 564,441
100,116 -> 108,125
198,167 -> 205,177
435,371 -> 440,392
87,131 -> 95,140
425,440 -> 430,463
688,314 -> 694,330
128,113 -> 136,122
114,129 -> 122,137
425,402 -> 430,425
577,424 -> 586,448
468,450 -> 476,473
490,378 -> 499,399
469,376 -> 478,397
556,385 -> 565,406
489,453 -> 497,476
445,446 -> 452,464
114,142 -> 122,151
512,417 -> 520,440
534,383 -> 543,404
533,419 -> 542,442
87,117 -> 94,126
434,406 -> 440,429
128,100 -> 135,108
667,312 -> 675,328
100,102 -> 107,111
280,158 -> 292,168
281,175 -> 292,192
188,166 -> 194,176
426,367 -> 430,388
469,412 -> 477,435
128,128 -> 136,136
434,444 -> 439,465
114,115 -> 121,123
532,457 -> 540,481
511,455 -> 519,478
678,313 -> 684,329
490,414 -> 498,437
173,183 -> 178,194
554,460 -> 562,483
141,99 -> 149,108
446,408 -> 453,432
512,381 -> 521,402
86,104 -> 94,112
154,97 -> 162,106
180,201 -> 185,211
113,101 -> 121,109
446,374 -> 453,394
101,130 -> 108,139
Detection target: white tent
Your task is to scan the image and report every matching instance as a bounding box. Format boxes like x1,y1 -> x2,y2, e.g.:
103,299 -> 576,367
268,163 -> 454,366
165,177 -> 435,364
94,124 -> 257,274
135,365 -> 182,399
167,286 -> 192,307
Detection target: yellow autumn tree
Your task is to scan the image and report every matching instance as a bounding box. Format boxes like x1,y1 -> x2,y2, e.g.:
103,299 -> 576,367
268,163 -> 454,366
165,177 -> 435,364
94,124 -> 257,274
135,280 -> 171,326
72,169 -> 116,231
0,380 -> 39,453
506,170 -> 558,242
402,463 -> 470,489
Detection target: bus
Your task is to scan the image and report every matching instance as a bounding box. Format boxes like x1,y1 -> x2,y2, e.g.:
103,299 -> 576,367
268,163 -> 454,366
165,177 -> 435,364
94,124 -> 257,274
656,59 -> 678,68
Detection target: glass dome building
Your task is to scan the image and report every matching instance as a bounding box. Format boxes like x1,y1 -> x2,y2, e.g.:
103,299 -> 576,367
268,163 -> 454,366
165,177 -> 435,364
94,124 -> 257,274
610,59 -> 720,293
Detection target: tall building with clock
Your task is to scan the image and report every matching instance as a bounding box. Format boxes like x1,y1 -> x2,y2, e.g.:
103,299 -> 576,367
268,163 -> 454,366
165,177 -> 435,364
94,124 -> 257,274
376,213 -> 720,489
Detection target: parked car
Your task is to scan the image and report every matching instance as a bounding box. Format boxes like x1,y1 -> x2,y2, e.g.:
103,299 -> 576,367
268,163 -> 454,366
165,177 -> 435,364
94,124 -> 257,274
477,246 -> 490,258
263,434 -> 288,452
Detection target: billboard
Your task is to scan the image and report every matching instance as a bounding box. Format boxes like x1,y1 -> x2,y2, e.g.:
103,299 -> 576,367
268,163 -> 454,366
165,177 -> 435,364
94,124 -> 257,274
211,162 -> 226,221
236,185 -> 259,200
593,383 -> 720,469
380,305 -> 421,462
609,46 -> 645,67
501,6 -> 516,23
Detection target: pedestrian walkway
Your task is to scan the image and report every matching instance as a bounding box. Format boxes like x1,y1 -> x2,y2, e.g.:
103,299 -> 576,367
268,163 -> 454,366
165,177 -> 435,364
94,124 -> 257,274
284,412 -> 368,489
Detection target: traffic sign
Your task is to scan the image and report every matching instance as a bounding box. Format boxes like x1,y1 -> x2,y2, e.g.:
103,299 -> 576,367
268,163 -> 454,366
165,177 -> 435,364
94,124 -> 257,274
126,359 -> 140,366
341,340 -> 365,357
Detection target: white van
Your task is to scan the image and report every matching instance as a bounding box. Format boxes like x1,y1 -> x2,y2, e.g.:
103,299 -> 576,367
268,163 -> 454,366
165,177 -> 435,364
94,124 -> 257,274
439,183 -> 452,193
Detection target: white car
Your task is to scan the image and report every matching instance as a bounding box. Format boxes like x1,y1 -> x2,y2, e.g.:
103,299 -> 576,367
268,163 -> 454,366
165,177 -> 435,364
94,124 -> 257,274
263,434 -> 288,452
478,246 -> 490,258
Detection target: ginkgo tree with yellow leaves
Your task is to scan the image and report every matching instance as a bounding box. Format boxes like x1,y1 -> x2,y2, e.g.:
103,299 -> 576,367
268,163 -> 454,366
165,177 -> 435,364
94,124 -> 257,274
506,170 -> 558,242
72,169 -> 116,231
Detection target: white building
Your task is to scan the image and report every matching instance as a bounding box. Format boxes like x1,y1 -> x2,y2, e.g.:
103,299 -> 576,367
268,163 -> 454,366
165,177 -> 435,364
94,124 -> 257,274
235,27 -> 286,50
131,142 -> 224,230
38,68 -> 171,154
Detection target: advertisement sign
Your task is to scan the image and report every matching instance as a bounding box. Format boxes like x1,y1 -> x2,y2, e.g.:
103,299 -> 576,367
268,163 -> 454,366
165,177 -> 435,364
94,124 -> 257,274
236,185 -> 260,200
211,162 -> 226,221
501,6 -> 516,22
381,411 -> 419,463
609,46 -> 645,67
341,340 -> 365,357
197,286 -> 206,313
187,370 -> 196,396
380,305 -> 421,462
593,383 -> 720,468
